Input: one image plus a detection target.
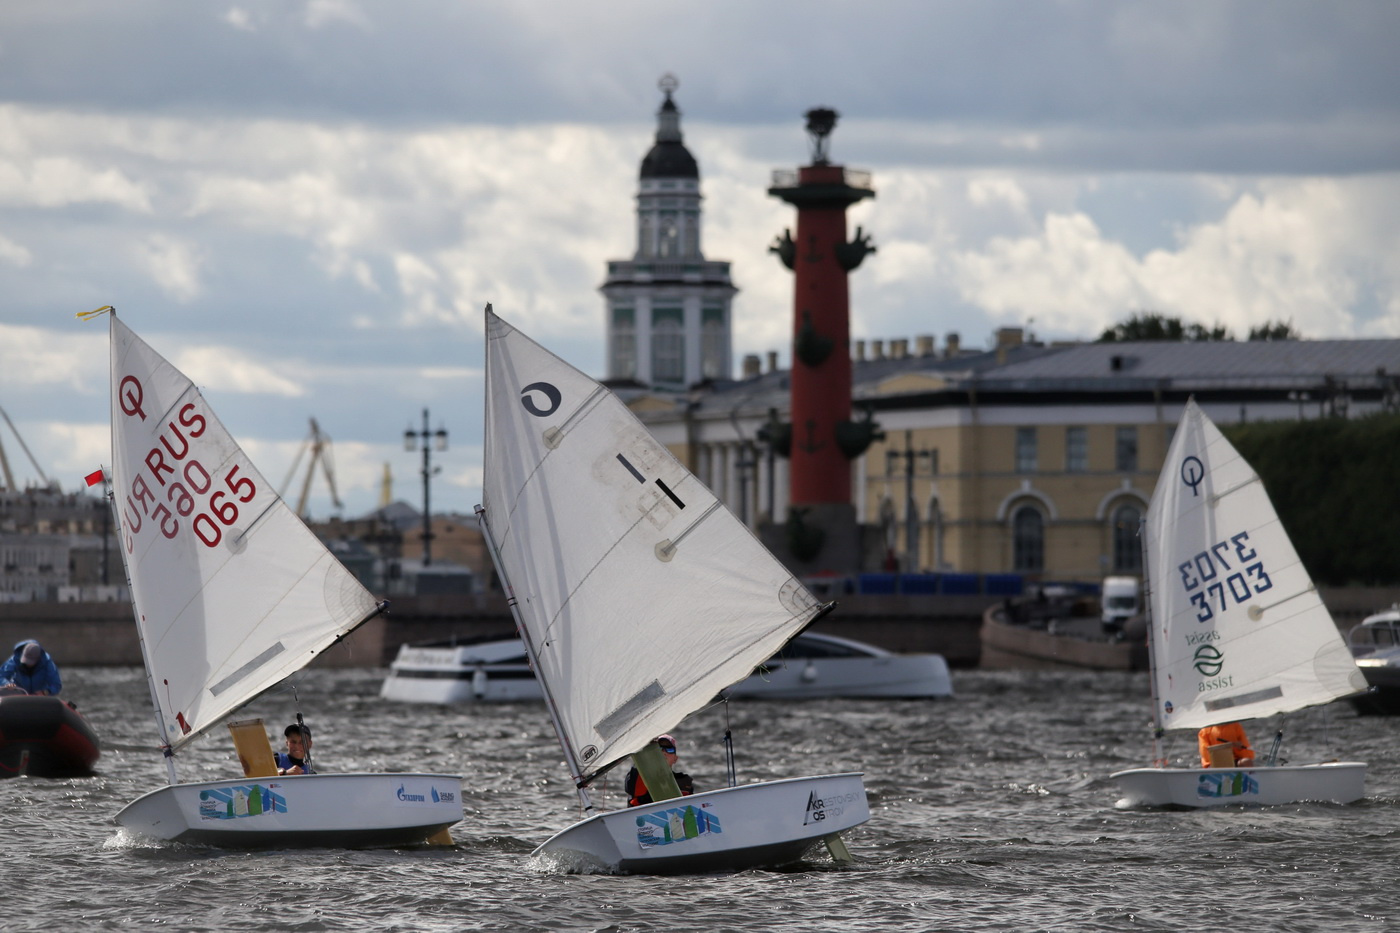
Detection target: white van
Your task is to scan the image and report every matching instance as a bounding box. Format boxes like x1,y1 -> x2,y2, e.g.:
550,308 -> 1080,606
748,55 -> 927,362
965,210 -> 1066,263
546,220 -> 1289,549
1101,576 -> 1140,636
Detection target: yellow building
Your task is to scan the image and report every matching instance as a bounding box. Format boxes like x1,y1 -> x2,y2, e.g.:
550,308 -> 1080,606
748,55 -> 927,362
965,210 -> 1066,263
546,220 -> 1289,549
633,330 -> 1400,585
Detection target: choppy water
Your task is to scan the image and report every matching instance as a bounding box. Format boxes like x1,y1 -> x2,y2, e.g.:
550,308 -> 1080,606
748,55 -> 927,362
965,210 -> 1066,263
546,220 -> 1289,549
5,666 -> 1399,932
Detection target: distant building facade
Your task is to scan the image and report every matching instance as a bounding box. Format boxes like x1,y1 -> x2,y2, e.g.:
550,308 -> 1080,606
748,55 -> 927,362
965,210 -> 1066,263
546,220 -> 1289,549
632,332 -> 1400,583
601,75 -> 736,389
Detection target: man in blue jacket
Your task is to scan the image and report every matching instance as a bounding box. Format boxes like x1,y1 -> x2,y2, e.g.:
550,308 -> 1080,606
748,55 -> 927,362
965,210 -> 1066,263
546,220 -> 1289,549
0,640 -> 62,696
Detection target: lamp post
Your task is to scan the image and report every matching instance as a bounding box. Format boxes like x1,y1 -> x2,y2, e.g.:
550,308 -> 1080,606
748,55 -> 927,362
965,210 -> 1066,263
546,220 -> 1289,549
404,408 -> 447,566
885,430 -> 933,573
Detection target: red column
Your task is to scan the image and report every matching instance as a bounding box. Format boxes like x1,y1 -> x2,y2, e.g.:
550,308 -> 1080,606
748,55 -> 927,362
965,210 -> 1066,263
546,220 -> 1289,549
789,164 -> 854,505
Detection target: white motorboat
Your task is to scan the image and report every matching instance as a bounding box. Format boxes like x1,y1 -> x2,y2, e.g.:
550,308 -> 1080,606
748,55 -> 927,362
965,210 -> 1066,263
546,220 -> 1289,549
1346,605 -> 1400,714
1109,399 -> 1368,808
476,305 -> 869,873
379,630 -> 952,704
90,307 -> 462,846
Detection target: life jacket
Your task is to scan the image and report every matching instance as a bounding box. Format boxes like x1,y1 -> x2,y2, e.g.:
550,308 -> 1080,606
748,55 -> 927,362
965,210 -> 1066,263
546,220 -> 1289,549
625,768 -> 693,806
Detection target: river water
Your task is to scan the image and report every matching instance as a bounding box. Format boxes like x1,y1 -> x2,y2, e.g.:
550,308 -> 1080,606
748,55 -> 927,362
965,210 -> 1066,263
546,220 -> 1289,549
4,666 -> 1397,932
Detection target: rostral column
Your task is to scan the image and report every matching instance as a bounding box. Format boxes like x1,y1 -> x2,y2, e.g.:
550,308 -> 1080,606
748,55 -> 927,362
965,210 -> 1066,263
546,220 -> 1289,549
767,108 -> 879,569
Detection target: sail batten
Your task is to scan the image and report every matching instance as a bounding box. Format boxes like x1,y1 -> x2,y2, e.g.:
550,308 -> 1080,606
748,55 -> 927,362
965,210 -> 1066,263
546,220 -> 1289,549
1147,400 -> 1367,733
481,307 -> 823,780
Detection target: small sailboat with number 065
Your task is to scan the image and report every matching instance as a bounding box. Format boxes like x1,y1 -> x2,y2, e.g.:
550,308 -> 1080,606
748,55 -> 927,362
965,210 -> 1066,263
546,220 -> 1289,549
1111,399 -> 1368,808
477,304 -> 869,873
87,307 -> 462,847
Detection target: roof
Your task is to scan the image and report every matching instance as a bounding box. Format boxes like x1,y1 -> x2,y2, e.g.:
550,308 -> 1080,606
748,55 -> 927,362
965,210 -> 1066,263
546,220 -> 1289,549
634,338 -> 1400,423
639,92 -> 698,180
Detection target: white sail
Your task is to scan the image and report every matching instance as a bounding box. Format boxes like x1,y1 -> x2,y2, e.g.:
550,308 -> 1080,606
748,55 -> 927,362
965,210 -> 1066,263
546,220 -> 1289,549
108,313 -> 379,750
1147,399 -> 1366,733
480,308 -> 823,782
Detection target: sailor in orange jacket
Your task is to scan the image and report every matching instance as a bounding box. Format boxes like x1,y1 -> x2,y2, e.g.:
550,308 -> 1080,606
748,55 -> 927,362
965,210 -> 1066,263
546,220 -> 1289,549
624,734 -> 694,806
1198,721 -> 1255,767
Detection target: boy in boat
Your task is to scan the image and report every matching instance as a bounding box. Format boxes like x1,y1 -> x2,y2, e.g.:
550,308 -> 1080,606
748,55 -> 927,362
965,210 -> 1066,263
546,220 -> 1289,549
1198,721 -> 1255,767
624,734 -> 694,806
0,640 -> 62,696
275,723 -> 315,775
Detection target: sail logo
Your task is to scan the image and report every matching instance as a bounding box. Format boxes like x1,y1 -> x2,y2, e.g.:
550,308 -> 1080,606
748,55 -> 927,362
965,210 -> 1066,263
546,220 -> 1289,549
520,381 -> 561,417
1192,644 -> 1225,677
804,790 -> 859,825
431,787 -> 454,803
1180,455 -> 1205,496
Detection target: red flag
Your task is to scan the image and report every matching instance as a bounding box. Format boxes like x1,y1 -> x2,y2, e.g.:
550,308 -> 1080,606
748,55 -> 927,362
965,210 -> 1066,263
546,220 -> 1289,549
85,469 -> 105,487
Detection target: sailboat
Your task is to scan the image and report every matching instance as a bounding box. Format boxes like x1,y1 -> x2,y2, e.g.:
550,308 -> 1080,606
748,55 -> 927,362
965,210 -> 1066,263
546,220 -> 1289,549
1111,399 -> 1368,808
91,308 -> 463,846
477,305 -> 869,873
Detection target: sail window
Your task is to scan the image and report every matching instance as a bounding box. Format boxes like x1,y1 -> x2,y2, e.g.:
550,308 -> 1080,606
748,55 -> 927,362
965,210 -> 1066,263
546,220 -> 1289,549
594,680 -> 666,740
209,642 -> 287,696
1204,685 -> 1284,712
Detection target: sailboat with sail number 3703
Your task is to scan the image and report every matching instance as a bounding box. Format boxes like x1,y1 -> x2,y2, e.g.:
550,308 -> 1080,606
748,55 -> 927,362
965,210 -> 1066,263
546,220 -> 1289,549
1110,398 -> 1368,808
478,304 -> 869,873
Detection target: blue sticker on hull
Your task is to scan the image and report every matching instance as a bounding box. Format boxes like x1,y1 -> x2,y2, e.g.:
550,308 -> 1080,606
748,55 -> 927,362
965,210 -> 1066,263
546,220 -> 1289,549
1198,771 -> 1259,799
198,784 -> 286,820
635,803 -> 722,848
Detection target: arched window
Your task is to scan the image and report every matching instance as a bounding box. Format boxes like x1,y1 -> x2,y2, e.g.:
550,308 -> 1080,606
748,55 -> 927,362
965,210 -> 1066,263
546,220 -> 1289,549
1111,503 -> 1143,573
1012,505 -> 1044,572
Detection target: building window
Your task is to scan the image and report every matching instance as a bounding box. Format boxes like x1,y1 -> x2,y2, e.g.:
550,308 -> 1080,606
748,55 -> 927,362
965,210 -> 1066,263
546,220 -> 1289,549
1115,426 -> 1138,473
651,309 -> 684,384
1012,506 -> 1044,572
1015,427 -> 1037,473
1111,503 -> 1143,573
1065,426 -> 1087,472
610,306 -> 636,380
701,306 -> 726,380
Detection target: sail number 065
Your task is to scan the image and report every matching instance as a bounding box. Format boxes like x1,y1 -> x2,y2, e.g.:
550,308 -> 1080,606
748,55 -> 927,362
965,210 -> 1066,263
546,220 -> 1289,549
1177,531 -> 1273,623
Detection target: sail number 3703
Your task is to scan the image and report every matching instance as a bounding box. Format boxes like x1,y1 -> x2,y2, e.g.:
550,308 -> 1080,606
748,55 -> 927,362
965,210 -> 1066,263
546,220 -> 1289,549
1176,531 -> 1273,623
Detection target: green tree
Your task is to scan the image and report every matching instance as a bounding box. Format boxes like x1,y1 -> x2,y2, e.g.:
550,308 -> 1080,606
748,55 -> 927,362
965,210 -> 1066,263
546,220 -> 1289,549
1099,311 -> 1234,342
1247,319 -> 1302,341
1225,412 -> 1400,586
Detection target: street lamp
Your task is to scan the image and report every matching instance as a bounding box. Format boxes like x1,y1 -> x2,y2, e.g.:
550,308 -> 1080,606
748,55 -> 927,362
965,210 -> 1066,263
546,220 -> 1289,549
404,408 -> 448,566
885,430 -> 933,573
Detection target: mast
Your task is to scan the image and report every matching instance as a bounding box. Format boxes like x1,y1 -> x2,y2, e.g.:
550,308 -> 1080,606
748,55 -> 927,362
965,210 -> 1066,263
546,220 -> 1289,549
1139,510 -> 1165,767
87,307 -> 181,782
475,504 -> 594,813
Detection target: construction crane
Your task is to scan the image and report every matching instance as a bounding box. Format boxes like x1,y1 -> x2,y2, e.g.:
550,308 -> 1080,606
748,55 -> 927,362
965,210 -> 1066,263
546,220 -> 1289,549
280,417 -> 342,519
0,404 -> 54,492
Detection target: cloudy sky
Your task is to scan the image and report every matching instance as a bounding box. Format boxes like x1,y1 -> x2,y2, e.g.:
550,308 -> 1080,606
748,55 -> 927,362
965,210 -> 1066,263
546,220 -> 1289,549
2,0 -> 1397,520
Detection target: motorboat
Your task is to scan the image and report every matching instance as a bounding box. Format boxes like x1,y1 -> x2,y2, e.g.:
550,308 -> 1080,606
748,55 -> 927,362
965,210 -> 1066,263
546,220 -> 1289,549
380,630 -> 953,704
0,693 -> 101,778
1347,605 -> 1400,715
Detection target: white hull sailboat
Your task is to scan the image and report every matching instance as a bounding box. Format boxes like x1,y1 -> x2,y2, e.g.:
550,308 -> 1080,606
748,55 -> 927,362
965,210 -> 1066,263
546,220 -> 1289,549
477,305 -> 869,873
1110,399 -> 1368,808
118,772 -> 462,847
535,773 -> 869,874
90,308 -> 462,846
1112,761 -> 1365,809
